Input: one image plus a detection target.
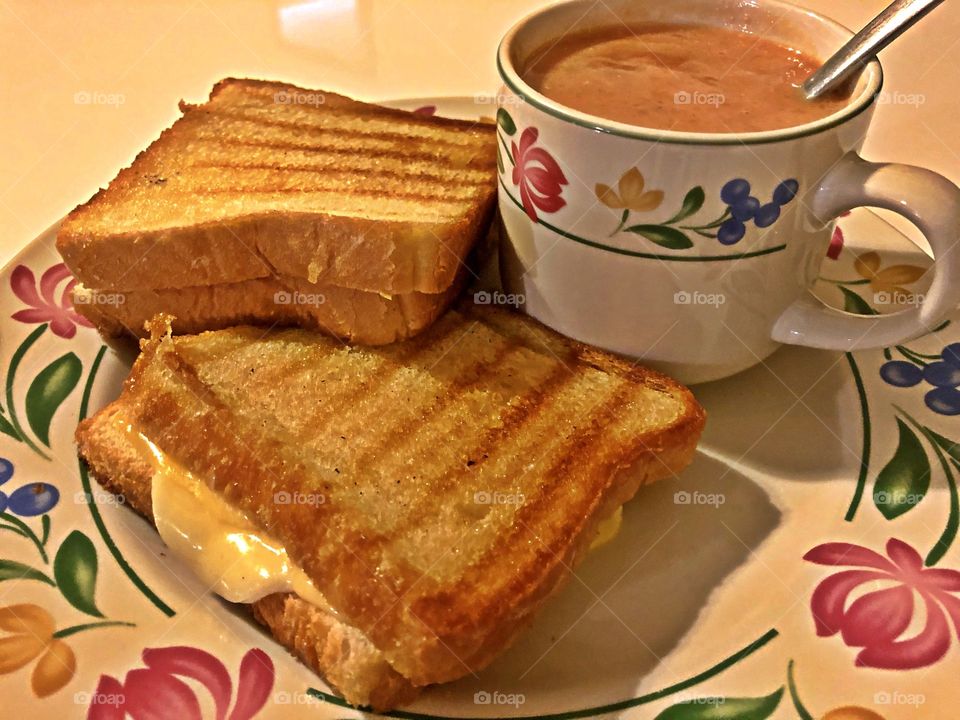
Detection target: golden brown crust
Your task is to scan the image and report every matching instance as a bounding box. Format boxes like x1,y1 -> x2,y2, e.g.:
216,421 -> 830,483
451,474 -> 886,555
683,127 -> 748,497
72,270 -> 465,345
251,595 -> 420,712
77,304 -> 705,687
76,405 -> 421,711
56,78 -> 497,295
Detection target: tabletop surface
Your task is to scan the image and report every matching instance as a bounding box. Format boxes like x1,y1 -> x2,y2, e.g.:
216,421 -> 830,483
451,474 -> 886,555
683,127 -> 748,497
2,0 -> 958,264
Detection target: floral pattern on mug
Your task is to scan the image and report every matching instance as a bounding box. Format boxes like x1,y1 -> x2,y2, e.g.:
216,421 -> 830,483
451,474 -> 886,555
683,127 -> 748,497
804,538 -> 960,669
595,167 -> 664,213
10,263 -> 91,339
510,127 -> 567,222
87,645 -> 274,719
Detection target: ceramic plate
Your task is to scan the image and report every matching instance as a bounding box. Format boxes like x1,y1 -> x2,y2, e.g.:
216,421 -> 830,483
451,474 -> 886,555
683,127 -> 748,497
2,98 -> 958,720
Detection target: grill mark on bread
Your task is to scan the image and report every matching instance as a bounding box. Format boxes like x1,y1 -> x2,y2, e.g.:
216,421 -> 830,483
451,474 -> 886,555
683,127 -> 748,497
235,319 -> 474,445
344,338 -> 520,481
203,137 -> 492,172
203,109 -> 493,153
185,161 -> 493,189
170,186 -> 472,206
185,120 -> 494,170
382,358 -> 578,536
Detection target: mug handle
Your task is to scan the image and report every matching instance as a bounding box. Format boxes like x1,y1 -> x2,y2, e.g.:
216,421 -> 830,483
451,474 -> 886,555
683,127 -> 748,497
771,153 -> 960,350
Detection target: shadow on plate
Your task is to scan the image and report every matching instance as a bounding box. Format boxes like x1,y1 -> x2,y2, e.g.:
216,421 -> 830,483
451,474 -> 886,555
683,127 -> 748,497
694,343 -> 863,481
412,452 -> 780,717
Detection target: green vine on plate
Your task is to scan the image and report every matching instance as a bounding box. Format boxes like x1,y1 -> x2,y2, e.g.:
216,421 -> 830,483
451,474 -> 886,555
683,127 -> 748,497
1,323 -> 83,460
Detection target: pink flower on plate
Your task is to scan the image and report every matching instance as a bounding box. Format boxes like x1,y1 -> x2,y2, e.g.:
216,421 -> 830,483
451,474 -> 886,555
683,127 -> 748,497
87,646 -> 274,720
411,105 -> 436,116
10,263 -> 92,338
510,127 -> 568,222
804,538 -> 960,670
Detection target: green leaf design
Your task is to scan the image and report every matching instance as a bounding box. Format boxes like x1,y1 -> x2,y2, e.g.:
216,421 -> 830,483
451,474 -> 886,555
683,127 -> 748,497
626,224 -> 694,250
496,143 -> 504,174
655,688 -> 784,720
838,286 -> 878,316
496,108 -> 517,136
53,530 -> 104,617
0,411 -> 19,441
0,558 -> 55,585
930,430 -> 960,465
25,352 -> 82,447
665,186 -> 706,224
874,418 -> 930,519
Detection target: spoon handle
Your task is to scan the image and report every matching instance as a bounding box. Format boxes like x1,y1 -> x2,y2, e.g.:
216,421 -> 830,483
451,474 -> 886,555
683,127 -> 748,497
803,0 -> 946,99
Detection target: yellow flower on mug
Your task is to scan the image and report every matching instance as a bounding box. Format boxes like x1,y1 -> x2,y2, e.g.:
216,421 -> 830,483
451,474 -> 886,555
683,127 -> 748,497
0,604 -> 76,697
853,250 -> 927,301
595,167 -> 664,212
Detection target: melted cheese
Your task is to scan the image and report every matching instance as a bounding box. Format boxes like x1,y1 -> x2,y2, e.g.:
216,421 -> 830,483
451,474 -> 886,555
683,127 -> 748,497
118,420 -> 621,610
590,506 -> 623,550
120,420 -> 331,611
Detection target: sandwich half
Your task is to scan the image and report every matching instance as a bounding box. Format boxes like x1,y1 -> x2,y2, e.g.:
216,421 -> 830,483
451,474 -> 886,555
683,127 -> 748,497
76,303 -> 705,710
58,78 -> 497,343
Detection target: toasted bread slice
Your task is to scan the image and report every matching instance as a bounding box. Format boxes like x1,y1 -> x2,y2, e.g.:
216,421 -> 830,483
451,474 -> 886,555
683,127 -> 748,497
72,269 -> 464,344
77,401 -> 419,711
76,303 -> 704,695
57,78 -> 496,295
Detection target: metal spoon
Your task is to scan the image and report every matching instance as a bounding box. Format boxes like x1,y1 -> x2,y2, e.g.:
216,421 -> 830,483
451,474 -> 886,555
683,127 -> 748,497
803,0 -> 946,99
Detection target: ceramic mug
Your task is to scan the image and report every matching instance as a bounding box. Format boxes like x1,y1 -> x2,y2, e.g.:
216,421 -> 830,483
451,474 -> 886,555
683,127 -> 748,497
495,0 -> 960,384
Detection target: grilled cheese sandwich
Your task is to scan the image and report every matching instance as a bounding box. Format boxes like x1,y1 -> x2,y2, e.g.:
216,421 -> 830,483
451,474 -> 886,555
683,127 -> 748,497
77,304 -> 705,709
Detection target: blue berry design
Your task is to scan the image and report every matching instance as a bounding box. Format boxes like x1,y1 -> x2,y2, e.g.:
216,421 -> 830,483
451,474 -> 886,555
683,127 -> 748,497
880,361 -> 923,388
0,457 -> 12,484
942,342 -> 960,368
720,178 -> 751,205
772,180 -> 799,205
754,203 -> 781,228
926,387 -> 960,416
7,482 -> 59,516
717,219 -> 746,245
881,343 -> 960,416
716,177 -> 798,245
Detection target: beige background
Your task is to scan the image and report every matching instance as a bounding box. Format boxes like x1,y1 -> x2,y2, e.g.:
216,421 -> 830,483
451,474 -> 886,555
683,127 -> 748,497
2,0 -> 958,266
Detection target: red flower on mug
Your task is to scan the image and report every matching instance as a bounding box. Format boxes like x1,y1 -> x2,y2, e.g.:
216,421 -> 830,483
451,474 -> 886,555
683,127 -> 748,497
511,127 -> 567,222
827,226 -> 844,259
804,538 -> 960,670
87,646 -> 274,720
10,263 -> 92,338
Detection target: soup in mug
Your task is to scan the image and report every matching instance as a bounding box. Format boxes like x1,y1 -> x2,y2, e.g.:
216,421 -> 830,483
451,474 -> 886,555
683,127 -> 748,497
522,23 -> 854,133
